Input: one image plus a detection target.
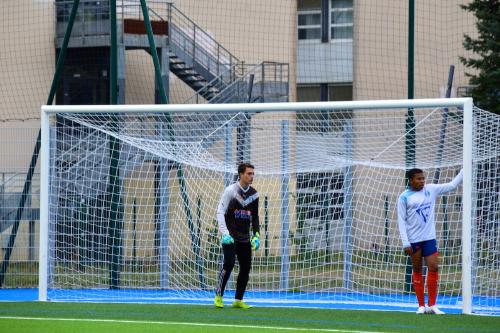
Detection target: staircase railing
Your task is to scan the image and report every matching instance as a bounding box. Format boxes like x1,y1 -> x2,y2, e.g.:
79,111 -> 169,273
186,62 -> 289,104
167,3 -> 241,80
182,62 -> 245,104
116,1 -> 243,88
55,0 -> 246,97
0,172 -> 40,233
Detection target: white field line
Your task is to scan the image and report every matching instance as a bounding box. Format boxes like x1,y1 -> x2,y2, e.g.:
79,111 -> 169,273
0,316 -> 390,333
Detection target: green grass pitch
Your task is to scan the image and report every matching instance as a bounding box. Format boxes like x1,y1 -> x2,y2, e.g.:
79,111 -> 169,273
0,302 -> 499,333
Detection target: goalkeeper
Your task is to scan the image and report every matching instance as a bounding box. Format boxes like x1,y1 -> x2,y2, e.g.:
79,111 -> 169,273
214,163 -> 260,309
397,168 -> 463,315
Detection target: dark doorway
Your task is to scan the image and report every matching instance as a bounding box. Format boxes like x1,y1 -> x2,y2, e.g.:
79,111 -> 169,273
56,47 -> 110,105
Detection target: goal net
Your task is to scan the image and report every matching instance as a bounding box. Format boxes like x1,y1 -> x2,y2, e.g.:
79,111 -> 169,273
40,99 -> 500,315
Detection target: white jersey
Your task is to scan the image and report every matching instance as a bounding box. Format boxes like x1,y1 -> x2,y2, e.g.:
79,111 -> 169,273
216,182 -> 259,242
397,170 -> 463,248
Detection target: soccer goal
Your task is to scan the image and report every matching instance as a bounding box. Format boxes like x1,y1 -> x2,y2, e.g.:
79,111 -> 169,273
39,98 -> 500,315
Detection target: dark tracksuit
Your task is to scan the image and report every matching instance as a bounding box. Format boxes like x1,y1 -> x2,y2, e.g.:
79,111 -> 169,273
215,182 -> 259,300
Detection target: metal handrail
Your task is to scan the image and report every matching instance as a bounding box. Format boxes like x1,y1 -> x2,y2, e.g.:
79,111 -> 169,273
0,173 -> 26,188
182,62 -> 243,104
0,173 -> 40,196
169,3 -> 240,68
209,63 -> 262,103
206,62 -> 289,104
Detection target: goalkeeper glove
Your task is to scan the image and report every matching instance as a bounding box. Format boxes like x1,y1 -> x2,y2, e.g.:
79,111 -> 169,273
251,232 -> 260,251
221,234 -> 234,245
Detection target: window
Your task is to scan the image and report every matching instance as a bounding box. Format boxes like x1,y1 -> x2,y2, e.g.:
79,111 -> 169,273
297,84 -> 352,133
298,0 -> 353,41
297,86 -> 321,102
328,84 -> 353,101
297,84 -> 352,102
296,111 -> 351,133
298,11 -> 321,40
330,0 -> 353,39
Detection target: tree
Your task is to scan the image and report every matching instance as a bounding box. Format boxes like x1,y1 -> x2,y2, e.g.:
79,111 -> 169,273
460,0 -> 500,114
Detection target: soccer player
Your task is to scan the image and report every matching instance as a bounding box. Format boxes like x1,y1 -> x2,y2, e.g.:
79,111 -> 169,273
397,168 -> 463,315
214,162 -> 260,309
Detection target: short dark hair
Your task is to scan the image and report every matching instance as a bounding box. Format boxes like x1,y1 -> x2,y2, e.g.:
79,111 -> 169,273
238,162 -> 254,175
406,168 -> 424,180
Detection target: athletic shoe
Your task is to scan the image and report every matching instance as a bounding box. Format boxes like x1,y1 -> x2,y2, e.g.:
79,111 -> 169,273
428,305 -> 445,315
214,295 -> 224,308
416,306 -> 427,314
232,300 -> 251,309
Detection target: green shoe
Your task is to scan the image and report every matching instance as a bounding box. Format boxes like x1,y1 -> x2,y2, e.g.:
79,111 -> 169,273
214,295 -> 224,308
232,300 -> 251,309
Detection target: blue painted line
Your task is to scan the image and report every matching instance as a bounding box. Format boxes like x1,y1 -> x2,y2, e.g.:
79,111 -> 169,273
0,289 -> 38,301
0,288 -> 498,315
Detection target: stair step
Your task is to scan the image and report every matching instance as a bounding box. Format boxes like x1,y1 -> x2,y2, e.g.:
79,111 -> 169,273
194,85 -> 218,93
182,73 -> 203,80
170,65 -> 190,71
169,59 -> 185,65
176,71 -> 198,77
185,78 -> 205,84
188,80 -> 205,86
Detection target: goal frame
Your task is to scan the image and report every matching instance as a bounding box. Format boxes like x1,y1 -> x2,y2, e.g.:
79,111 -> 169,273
39,97 -> 474,313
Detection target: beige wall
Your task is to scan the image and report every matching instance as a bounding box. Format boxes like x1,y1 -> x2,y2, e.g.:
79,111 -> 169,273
0,0 -> 53,173
0,1 -> 480,116
0,122 -> 40,171
0,1 -> 480,115
0,0 -> 54,121
173,0 -> 296,65
354,0 -> 476,100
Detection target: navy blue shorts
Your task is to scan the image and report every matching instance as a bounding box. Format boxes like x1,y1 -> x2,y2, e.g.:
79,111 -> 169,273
411,239 -> 438,257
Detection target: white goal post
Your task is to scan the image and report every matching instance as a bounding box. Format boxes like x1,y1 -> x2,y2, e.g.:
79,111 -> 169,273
39,98 -> 499,315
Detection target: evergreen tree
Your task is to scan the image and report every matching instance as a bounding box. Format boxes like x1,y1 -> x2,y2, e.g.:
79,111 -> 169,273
460,0 -> 500,114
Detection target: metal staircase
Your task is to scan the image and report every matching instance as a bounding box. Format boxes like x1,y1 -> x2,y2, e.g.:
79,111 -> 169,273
166,4 -> 242,101
54,0 -> 288,104
51,0 -> 291,190
52,0 -> 291,163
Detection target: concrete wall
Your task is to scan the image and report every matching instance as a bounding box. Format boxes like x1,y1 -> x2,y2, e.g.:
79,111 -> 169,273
0,0 -> 55,122
354,0 -> 477,100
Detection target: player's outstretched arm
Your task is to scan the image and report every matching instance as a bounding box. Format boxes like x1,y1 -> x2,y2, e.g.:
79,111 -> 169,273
433,169 -> 463,195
